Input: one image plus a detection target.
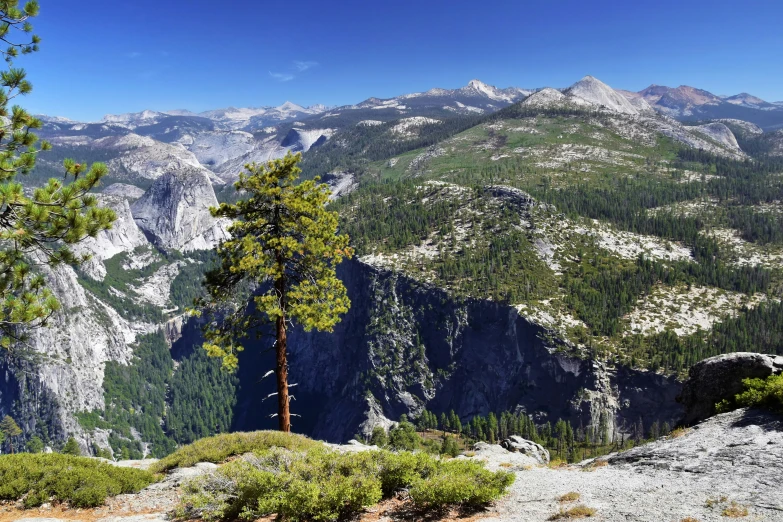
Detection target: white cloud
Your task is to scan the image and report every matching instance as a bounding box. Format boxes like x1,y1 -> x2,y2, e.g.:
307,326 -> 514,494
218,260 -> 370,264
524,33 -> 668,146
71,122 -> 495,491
126,51 -> 142,58
293,60 -> 318,72
270,71 -> 294,82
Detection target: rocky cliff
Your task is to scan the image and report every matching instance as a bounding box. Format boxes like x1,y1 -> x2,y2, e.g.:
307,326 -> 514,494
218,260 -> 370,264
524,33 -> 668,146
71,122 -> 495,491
228,259 -> 682,442
131,166 -> 229,252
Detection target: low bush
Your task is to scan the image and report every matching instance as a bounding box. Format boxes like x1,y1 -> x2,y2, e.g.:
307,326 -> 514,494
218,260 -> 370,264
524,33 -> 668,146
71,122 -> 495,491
151,431 -> 320,473
177,447 -> 514,521
548,505 -> 597,519
0,453 -> 155,508
722,502 -> 749,518
716,374 -> 783,415
558,492 -> 581,503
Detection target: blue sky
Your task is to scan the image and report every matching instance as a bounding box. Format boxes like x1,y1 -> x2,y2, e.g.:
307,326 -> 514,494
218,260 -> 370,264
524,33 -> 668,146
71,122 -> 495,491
21,0 -> 783,121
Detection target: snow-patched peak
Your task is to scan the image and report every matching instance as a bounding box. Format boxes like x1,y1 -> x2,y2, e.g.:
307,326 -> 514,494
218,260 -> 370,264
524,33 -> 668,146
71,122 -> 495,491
277,101 -> 307,112
461,79 -> 515,102
567,76 -> 640,115
101,110 -> 164,124
37,114 -> 77,124
94,133 -> 157,150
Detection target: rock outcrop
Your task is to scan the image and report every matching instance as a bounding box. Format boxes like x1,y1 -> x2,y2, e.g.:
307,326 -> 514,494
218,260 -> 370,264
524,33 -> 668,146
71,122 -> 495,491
75,194 -> 149,280
687,122 -> 743,153
131,167 -> 229,252
501,436 -> 550,464
677,352 -> 783,425
488,408 -> 783,521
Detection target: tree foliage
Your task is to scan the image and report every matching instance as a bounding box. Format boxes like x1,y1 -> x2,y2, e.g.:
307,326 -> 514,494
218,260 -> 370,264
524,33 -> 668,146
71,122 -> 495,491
0,1 -> 115,345
199,152 -> 353,431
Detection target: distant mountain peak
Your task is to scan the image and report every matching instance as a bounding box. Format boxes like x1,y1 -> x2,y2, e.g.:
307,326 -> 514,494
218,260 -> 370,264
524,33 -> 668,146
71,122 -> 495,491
566,75 -> 640,115
278,101 -> 306,111
461,79 -> 516,102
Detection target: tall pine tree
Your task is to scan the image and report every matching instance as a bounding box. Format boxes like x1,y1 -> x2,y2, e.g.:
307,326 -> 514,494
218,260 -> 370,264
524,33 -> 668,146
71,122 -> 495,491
198,152 -> 353,432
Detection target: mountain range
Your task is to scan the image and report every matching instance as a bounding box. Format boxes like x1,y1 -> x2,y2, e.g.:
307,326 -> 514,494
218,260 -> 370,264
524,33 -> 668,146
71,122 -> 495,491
3,73 -> 783,459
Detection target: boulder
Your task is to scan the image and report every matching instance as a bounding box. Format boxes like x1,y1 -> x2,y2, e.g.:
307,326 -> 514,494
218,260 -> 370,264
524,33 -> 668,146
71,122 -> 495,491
466,441 -> 542,471
677,352 -> 783,425
501,435 -> 550,464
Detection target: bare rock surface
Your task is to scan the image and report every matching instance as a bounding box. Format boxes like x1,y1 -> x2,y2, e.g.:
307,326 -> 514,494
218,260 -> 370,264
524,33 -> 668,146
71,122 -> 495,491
131,167 -> 229,252
485,408 -> 783,522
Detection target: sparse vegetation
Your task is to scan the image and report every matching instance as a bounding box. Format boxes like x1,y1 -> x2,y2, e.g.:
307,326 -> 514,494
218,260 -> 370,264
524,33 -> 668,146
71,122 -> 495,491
0,453 -> 155,508
722,502 -> 749,518
150,431 -> 320,473
558,492 -> 581,502
177,446 -> 513,521
549,505 -> 597,519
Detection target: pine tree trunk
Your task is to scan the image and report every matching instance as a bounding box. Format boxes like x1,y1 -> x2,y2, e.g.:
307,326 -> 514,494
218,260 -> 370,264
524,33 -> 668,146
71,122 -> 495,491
275,278 -> 291,433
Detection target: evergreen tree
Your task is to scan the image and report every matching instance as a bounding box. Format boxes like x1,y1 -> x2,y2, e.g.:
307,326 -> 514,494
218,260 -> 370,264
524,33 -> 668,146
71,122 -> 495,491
199,153 -> 353,432
439,412 -> 449,432
388,416 -> 420,451
369,426 -> 388,447
451,411 -> 462,434
62,436 -> 80,456
649,421 -> 661,440
0,415 -> 21,453
25,435 -> 43,453
0,2 -> 115,345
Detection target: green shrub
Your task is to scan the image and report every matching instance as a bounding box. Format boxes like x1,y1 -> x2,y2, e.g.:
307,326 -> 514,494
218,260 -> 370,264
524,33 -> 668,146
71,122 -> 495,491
150,431 -> 320,473
177,447 -> 514,521
369,426 -> 388,447
387,419 -> 421,451
0,453 -> 155,508
716,374 -> 783,414
62,436 -> 81,456
408,459 -> 515,507
25,436 -> 44,454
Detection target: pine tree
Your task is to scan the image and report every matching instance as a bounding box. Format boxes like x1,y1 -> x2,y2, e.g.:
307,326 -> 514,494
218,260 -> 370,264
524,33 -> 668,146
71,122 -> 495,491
0,1 -> 115,346
198,153 -> 353,432
25,435 -> 43,453
62,436 -> 80,456
369,426 -> 388,447
0,415 -> 21,453
439,412 -> 448,432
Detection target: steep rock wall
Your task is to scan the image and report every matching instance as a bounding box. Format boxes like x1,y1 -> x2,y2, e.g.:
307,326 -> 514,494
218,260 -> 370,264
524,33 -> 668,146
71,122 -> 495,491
231,259 -> 683,442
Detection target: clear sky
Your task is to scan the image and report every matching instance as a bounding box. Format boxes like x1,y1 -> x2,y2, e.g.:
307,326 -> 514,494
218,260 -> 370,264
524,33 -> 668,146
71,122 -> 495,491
20,0 -> 783,121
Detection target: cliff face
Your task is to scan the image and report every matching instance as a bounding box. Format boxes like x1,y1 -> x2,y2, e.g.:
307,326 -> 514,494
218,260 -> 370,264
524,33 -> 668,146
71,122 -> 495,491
231,259 -> 683,442
130,166 -> 229,252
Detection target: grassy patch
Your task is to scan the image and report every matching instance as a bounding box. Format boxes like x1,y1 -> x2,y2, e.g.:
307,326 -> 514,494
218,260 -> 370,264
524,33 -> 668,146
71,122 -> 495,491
0,453 -> 155,508
558,492 -> 581,503
722,502 -> 749,518
177,446 -> 514,521
549,505 -> 597,519
150,431 -> 320,473
582,460 -> 608,471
